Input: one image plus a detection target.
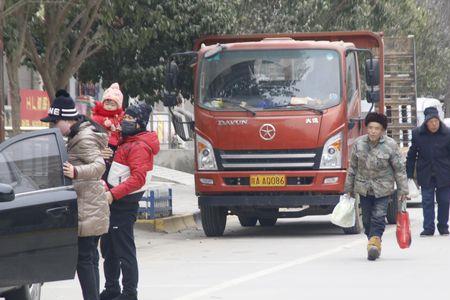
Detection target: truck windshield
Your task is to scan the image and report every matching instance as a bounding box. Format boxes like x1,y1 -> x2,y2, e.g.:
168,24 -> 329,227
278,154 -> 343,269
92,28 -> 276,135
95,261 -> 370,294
199,49 -> 341,111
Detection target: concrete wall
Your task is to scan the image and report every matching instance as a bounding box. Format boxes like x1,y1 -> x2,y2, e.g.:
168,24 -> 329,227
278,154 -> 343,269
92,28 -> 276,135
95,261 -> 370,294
154,149 -> 195,174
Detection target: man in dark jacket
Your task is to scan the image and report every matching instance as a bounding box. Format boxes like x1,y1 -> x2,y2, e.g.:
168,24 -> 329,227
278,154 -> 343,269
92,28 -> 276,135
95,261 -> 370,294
407,106 -> 450,237
100,103 -> 160,300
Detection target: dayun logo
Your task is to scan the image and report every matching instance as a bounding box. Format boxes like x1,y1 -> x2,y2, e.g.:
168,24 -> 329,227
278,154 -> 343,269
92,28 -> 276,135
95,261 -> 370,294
217,120 -> 248,126
259,124 -> 276,141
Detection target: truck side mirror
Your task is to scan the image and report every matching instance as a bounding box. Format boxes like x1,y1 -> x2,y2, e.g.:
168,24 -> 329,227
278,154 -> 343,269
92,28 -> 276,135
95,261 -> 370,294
0,183 -> 15,202
171,109 -> 195,141
365,58 -> 380,86
366,90 -> 380,103
163,60 -> 180,107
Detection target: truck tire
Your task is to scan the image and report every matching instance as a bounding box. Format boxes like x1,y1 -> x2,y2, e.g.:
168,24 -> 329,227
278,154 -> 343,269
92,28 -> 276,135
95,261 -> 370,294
386,191 -> 398,224
343,195 -> 363,235
5,284 -> 41,300
259,217 -> 277,227
238,216 -> 258,227
201,205 -> 227,237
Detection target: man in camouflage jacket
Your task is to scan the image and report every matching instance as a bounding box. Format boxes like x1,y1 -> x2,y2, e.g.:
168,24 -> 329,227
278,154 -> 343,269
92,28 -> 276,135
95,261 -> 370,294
344,112 -> 408,261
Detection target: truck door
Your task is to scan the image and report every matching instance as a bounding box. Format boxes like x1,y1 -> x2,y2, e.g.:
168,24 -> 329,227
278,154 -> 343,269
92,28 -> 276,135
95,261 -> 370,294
346,52 -> 363,152
0,129 -> 78,287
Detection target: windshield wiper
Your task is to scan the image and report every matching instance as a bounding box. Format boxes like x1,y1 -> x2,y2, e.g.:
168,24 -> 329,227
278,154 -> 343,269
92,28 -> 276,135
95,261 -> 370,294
212,97 -> 257,117
238,104 -> 256,116
289,104 -> 324,115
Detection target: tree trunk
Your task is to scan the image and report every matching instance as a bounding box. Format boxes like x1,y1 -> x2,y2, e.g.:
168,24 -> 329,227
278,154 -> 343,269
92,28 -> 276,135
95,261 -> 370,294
5,57 -> 21,136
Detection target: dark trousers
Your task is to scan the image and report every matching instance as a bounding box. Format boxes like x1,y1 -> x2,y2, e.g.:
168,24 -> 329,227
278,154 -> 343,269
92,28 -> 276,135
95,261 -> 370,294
421,179 -> 450,233
360,195 -> 389,239
78,236 -> 100,300
101,207 -> 139,296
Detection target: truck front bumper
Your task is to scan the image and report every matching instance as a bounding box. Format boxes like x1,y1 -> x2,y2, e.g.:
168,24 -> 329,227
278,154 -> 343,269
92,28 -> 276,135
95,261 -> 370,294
198,193 -> 341,207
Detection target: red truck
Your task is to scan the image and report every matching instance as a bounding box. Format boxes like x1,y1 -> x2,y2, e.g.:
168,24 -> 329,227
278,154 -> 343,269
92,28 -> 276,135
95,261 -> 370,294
164,31 -> 396,237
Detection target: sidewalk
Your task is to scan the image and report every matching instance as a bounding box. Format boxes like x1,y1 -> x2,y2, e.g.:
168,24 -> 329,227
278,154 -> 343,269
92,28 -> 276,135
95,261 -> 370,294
136,165 -> 200,233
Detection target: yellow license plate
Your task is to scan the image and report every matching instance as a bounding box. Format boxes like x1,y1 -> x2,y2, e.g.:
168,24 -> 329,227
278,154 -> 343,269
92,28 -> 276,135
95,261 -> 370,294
250,175 -> 286,187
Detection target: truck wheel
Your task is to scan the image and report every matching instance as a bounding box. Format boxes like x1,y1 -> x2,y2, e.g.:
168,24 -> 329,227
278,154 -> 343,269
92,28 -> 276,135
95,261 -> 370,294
259,217 -> 277,227
238,216 -> 258,227
386,191 -> 398,224
343,195 -> 363,235
201,205 -> 227,237
5,284 -> 41,300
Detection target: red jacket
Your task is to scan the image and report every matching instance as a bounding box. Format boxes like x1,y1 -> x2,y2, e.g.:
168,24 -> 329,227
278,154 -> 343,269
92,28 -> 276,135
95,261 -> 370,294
92,102 -> 124,147
110,131 -> 160,201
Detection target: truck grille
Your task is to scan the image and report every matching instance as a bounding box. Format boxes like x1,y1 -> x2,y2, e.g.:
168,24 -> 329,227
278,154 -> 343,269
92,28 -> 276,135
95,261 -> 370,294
216,149 -> 321,171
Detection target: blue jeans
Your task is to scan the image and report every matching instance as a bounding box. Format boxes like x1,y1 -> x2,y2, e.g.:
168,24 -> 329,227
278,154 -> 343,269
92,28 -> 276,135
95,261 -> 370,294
421,179 -> 450,233
360,195 -> 389,238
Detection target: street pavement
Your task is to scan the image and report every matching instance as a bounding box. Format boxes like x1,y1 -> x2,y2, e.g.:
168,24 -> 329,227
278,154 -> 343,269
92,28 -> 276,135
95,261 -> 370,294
42,206 -> 450,300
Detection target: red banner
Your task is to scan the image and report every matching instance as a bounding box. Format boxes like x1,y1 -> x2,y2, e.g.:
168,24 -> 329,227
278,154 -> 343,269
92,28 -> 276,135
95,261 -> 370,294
20,89 -> 50,128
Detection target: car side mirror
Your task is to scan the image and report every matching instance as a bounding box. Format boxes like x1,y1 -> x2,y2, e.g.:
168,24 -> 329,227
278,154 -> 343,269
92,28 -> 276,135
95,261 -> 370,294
0,183 -> 15,202
164,60 -> 180,107
365,58 -> 380,86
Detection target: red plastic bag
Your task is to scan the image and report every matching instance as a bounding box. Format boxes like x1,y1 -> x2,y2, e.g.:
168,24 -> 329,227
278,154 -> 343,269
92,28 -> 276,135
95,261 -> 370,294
396,201 -> 412,249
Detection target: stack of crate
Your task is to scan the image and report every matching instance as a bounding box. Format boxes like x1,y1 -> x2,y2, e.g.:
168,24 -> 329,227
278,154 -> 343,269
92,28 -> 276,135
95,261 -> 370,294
384,36 -> 417,147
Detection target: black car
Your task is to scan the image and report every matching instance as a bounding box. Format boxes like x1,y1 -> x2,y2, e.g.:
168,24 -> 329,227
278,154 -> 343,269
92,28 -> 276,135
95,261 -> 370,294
0,129 -> 78,300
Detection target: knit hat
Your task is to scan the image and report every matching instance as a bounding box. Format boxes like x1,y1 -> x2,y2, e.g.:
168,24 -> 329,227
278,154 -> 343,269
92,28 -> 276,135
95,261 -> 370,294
125,103 -> 152,129
424,106 -> 440,123
102,83 -> 123,108
41,90 -> 79,123
365,112 -> 388,130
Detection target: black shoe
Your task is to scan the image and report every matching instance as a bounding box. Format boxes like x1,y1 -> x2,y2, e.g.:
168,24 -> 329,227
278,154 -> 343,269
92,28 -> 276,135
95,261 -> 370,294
438,228 -> 450,236
420,230 -> 434,237
100,290 -> 121,300
112,294 -> 138,300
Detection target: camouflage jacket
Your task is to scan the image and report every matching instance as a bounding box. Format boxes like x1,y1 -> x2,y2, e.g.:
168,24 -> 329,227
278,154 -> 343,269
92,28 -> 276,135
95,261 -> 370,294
344,134 -> 409,198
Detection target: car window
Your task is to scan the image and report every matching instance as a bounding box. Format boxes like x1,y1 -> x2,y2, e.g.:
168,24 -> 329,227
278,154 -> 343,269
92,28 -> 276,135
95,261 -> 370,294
0,153 -> 15,184
0,133 -> 64,194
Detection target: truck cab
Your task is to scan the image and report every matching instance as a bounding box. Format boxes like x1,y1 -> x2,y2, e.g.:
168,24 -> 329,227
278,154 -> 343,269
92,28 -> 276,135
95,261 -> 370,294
165,31 -> 387,236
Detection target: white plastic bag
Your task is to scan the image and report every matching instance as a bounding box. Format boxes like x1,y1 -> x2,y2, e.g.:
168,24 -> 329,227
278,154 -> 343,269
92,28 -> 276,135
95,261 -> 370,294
331,194 -> 356,228
408,179 -> 420,198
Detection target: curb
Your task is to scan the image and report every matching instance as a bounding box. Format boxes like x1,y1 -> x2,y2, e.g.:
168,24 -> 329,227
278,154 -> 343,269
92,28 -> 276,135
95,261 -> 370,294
136,211 -> 201,233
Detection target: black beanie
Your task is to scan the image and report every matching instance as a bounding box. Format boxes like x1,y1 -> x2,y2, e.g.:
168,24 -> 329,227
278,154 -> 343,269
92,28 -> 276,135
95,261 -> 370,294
41,89 -> 79,122
365,112 -> 388,130
424,106 -> 440,123
125,103 -> 152,129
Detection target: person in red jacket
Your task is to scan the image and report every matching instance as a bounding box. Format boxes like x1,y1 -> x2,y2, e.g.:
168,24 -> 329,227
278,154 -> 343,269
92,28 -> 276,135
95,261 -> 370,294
92,83 -> 125,149
100,103 -> 160,300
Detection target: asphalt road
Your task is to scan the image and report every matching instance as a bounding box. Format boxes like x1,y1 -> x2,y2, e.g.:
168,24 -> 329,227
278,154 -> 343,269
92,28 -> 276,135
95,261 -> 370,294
42,207 -> 449,300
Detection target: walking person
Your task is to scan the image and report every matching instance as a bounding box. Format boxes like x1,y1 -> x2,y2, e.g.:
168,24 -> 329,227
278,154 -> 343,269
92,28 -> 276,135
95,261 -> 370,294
406,106 -> 450,237
100,103 -> 160,300
345,112 -> 409,261
41,90 -> 110,300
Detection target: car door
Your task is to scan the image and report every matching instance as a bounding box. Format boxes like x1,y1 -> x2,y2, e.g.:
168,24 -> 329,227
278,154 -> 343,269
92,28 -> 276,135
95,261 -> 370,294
0,128 -> 78,288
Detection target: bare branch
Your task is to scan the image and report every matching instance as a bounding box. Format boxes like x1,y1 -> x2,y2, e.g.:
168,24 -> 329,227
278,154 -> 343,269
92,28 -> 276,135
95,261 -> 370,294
68,0 -> 102,63
25,28 -> 44,73
46,1 -> 74,59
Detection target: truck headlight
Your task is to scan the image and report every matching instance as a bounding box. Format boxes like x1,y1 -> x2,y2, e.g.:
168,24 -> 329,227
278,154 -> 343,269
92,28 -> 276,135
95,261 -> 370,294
197,135 -> 218,171
320,132 -> 343,169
